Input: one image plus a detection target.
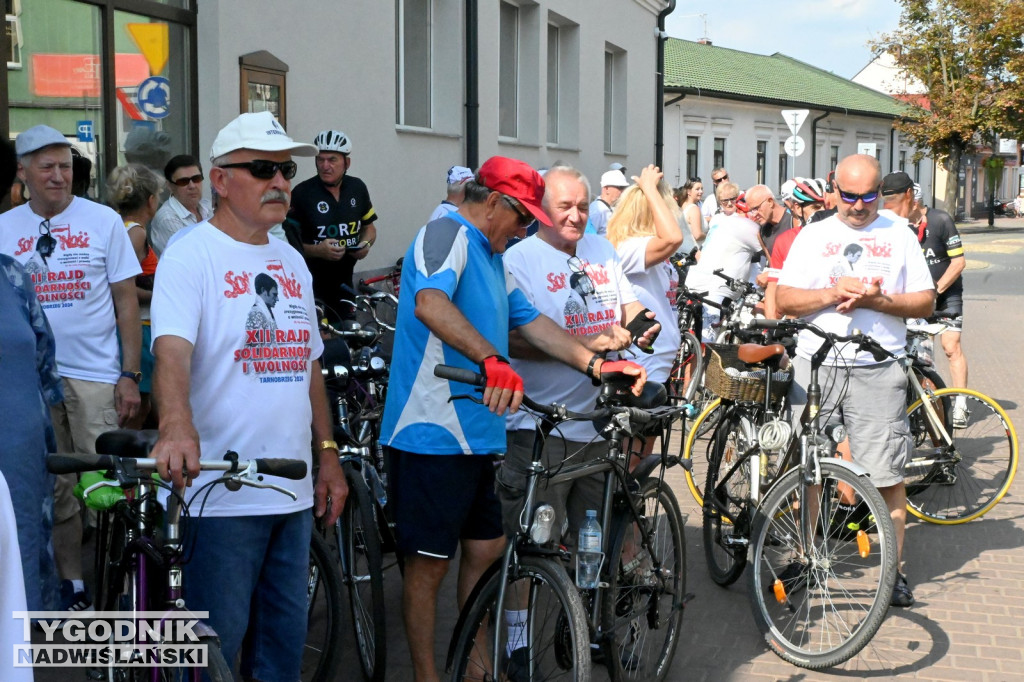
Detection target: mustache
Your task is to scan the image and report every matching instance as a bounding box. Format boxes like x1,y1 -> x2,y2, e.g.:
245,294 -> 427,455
261,189 -> 289,205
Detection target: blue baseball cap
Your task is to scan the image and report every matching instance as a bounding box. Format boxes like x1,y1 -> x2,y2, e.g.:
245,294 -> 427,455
15,125 -> 71,157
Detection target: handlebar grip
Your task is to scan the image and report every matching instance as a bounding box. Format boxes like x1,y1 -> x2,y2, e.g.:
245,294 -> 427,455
254,459 -> 308,480
357,282 -> 379,296
747,318 -> 785,329
626,407 -> 652,425
340,283 -> 359,299
434,364 -> 486,387
47,453 -> 115,475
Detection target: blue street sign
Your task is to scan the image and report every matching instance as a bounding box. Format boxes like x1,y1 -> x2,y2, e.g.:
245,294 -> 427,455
136,76 -> 171,120
76,120 -> 94,143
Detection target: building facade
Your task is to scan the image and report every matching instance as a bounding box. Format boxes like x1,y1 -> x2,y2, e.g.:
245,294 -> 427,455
3,0 -> 670,271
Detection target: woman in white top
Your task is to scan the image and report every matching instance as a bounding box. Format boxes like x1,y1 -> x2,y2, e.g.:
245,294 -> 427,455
606,165 -> 684,384
678,177 -> 707,246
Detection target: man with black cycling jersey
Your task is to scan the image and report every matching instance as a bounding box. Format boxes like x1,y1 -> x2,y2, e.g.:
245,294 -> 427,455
883,171 -> 969,426
286,129 -> 380,318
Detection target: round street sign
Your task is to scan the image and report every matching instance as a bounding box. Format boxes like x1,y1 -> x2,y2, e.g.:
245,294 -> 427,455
784,135 -> 806,157
137,76 -> 170,120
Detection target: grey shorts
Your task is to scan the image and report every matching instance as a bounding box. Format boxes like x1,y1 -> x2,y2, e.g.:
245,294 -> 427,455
788,357 -> 910,488
495,430 -> 607,548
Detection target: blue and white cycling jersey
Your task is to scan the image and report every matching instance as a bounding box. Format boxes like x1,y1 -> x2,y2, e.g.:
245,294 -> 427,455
380,214 -> 539,455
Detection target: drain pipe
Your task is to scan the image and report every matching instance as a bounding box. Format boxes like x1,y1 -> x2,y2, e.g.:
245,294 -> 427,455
809,111 -> 830,177
655,0 -> 677,168
465,0 -> 479,169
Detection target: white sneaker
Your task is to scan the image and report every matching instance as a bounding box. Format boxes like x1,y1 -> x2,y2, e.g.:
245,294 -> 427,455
951,405 -> 968,429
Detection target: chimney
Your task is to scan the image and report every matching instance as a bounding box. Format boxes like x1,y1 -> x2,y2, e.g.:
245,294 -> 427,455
697,38 -> 712,45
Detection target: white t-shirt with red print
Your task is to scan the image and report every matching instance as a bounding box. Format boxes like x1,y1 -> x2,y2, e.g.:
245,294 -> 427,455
0,197 -> 142,384
151,222 -> 324,516
504,234 -> 638,441
778,212 -> 934,366
615,236 -> 680,383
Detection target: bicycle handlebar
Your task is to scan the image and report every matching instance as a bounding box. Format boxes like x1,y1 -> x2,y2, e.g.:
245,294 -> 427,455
47,452 -> 308,480
432,365 -> 655,426
746,318 -> 894,362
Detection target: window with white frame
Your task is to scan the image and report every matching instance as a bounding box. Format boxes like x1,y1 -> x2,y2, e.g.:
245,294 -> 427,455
499,2 -> 520,138
756,140 -> 767,185
6,0 -> 22,69
395,0 -> 431,128
778,141 -> 788,188
830,144 -> 840,173
686,136 -> 698,180
713,137 -> 725,171
603,44 -> 627,153
545,14 -> 579,148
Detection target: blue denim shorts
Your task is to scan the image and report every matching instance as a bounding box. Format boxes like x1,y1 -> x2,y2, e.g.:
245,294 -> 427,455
182,510 -> 312,681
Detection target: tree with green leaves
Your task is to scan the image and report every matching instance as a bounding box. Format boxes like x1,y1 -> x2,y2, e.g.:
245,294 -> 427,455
873,0 -> 1024,214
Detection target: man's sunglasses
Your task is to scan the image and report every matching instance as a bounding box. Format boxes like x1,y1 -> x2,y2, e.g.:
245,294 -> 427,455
502,195 -> 534,228
171,174 -> 204,187
217,160 -> 298,180
719,195 -> 739,205
713,174 -> 729,183
835,181 -> 880,205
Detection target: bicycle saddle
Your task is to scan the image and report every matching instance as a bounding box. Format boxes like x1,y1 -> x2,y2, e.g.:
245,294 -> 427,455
96,429 -> 159,458
737,343 -> 787,365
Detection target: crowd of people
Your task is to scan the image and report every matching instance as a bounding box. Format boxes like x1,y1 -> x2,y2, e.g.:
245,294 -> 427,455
0,108 -> 974,680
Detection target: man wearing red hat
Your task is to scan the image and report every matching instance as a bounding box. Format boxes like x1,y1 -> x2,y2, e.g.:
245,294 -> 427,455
380,156 -> 646,682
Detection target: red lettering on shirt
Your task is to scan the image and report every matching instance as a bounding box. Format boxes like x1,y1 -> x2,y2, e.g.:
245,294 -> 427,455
586,264 -> 610,286
267,260 -> 303,299
223,271 -> 252,298
858,236 -> 893,258
547,272 -> 567,292
823,242 -> 841,257
15,236 -> 35,256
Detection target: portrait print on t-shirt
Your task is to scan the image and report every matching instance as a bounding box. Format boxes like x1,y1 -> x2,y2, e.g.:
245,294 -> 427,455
825,235 -> 895,289
228,260 -> 314,382
13,222 -> 94,309
551,258 -> 618,337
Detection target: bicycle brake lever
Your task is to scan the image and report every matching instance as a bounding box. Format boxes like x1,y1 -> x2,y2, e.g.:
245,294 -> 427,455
448,393 -> 485,405
229,475 -> 299,501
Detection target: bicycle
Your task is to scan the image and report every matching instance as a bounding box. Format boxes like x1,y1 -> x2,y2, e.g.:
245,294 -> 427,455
311,314 -> 397,682
436,365 -> 689,682
48,429 -> 311,682
738,318 -> 899,668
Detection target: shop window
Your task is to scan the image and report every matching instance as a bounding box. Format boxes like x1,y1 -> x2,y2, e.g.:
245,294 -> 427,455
240,51 -> 287,129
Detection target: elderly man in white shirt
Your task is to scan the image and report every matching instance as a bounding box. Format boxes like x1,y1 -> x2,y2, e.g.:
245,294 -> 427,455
150,154 -> 213,256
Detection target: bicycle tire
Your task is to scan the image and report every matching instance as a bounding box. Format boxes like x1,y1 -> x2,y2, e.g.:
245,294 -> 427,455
702,412 -> 753,586
681,398 -> 724,508
303,529 -> 345,682
667,331 -> 703,405
337,464 -> 387,682
905,388 -> 1019,524
601,478 -> 687,682
747,462 -> 897,669
448,554 -> 591,682
195,636 -> 234,682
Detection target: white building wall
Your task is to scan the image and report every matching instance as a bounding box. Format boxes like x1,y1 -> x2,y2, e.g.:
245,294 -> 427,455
662,96 -> 935,203
197,0 -> 666,273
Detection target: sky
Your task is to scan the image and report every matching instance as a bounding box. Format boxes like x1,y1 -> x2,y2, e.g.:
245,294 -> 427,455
664,0 -> 905,79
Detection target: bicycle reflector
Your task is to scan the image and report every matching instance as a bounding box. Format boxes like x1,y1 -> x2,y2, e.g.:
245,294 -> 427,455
773,579 -> 787,603
530,504 -> 556,544
856,530 -> 871,559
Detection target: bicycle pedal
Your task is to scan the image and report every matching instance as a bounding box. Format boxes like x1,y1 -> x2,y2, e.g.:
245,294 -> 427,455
722,536 -> 748,548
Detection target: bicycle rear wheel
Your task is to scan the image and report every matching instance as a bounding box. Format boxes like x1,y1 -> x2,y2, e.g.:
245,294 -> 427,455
905,388 -> 1019,524
601,478 -> 687,682
337,465 -> 387,682
448,555 -> 591,682
303,529 -> 345,682
702,412 -> 753,586
681,398 -> 724,508
747,462 -> 897,669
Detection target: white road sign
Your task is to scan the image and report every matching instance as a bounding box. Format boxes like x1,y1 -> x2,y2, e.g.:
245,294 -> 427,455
784,135 -> 806,157
781,109 -> 810,136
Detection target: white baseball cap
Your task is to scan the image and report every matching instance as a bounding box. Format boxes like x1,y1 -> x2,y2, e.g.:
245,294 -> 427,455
16,125 -> 71,156
447,165 -> 474,185
600,170 -> 629,188
209,112 -> 317,161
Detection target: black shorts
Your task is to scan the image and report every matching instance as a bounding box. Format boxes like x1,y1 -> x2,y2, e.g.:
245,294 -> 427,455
931,296 -> 963,332
386,447 -> 504,560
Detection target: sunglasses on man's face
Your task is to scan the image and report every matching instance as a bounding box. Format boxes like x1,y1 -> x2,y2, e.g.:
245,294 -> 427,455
217,160 -> 298,181
718,196 -> 739,205
834,181 -> 880,205
171,174 -> 204,187
713,174 -> 729,184
501,195 -> 534,228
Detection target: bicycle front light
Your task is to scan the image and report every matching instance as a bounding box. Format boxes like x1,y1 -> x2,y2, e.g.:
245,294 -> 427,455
530,504 -> 556,544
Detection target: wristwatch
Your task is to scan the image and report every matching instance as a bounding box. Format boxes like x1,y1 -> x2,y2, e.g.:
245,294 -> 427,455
120,371 -> 142,384
319,440 -> 340,452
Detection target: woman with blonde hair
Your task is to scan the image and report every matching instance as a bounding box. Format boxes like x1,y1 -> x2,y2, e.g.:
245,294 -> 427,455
106,164 -> 161,427
606,165 -> 684,384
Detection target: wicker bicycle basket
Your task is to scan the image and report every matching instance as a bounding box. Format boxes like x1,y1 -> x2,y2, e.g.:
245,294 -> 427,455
704,343 -> 793,403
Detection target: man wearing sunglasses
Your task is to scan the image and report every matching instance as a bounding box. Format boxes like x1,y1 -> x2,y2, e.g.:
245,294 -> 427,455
150,154 -> 213,257
287,128 -> 380,320
776,154 -> 935,609
150,111 -> 348,681
701,166 -> 730,221
744,183 -> 794,256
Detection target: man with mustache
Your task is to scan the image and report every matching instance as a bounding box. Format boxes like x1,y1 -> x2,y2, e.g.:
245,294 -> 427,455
776,153 -> 935,608
150,111 -> 348,680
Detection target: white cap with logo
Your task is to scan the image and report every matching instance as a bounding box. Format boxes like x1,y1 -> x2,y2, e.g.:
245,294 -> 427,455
210,111 -> 317,161
600,170 -> 630,188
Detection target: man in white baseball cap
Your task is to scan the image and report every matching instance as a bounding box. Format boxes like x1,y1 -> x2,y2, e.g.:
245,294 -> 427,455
150,111 -> 346,681
429,164 -> 475,221
589,169 -> 630,236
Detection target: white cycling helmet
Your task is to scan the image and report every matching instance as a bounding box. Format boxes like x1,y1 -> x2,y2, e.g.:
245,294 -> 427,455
314,130 -> 352,154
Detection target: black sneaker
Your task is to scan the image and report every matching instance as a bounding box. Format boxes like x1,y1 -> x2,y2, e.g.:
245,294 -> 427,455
891,572 -> 915,607
504,647 -> 531,682
59,580 -> 94,613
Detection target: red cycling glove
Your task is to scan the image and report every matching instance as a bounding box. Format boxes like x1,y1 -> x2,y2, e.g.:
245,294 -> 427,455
481,355 -> 524,394
600,359 -> 644,377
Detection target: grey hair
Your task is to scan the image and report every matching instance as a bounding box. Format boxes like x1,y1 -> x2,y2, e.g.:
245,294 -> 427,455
544,165 -> 591,200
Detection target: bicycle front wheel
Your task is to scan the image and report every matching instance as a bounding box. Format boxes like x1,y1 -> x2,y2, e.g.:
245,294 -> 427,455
703,412 -> 754,586
905,388 -> 1019,524
303,530 -> 345,682
601,478 -> 687,682
681,398 -> 724,508
337,466 -> 387,682
448,555 -> 591,682
747,462 -> 898,669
